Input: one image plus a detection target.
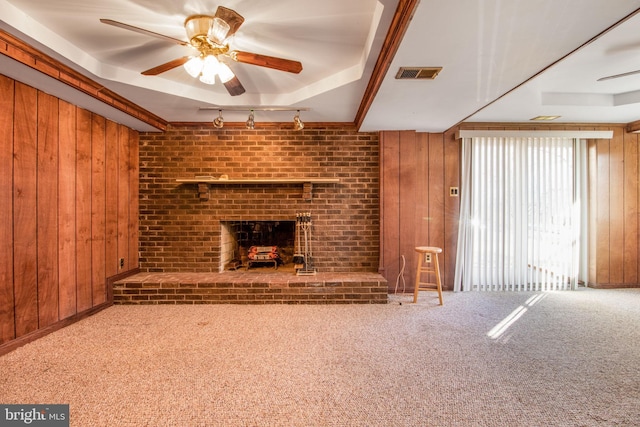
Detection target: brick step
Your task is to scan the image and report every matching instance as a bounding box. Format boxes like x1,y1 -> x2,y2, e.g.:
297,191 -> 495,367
113,272 -> 388,304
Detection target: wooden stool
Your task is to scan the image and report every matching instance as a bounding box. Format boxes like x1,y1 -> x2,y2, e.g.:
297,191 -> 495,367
414,246 -> 443,305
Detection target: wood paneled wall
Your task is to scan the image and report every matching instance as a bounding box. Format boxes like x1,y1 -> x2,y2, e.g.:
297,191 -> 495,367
379,124 -> 640,292
589,127 -> 640,287
0,74 -> 139,350
379,130 -> 460,291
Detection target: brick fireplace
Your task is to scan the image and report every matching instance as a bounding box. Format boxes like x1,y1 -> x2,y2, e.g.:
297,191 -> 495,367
125,124 -> 387,303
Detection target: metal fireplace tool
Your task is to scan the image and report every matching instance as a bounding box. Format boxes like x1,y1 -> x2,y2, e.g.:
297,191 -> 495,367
294,212 -> 316,275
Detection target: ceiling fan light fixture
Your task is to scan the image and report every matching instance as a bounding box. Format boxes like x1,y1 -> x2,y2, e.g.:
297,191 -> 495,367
199,55 -> 220,84
217,62 -> 235,83
199,73 -> 216,85
214,6 -> 245,38
185,15 -> 214,42
293,110 -> 304,130
103,8 -> 299,97
246,110 -> 255,129
202,54 -> 220,72
184,56 -> 204,78
213,110 -> 224,129
210,17 -> 230,44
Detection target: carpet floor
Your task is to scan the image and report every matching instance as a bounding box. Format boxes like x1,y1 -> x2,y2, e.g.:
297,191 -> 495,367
1,288 -> 639,426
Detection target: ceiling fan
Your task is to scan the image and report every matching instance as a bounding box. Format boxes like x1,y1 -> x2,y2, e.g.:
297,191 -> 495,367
597,69 -> 640,81
100,6 -> 303,96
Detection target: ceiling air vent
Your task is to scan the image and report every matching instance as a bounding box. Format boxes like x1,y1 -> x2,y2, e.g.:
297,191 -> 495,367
396,67 -> 442,80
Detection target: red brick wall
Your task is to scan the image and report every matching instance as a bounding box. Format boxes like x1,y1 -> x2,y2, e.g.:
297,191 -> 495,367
138,125 -> 380,273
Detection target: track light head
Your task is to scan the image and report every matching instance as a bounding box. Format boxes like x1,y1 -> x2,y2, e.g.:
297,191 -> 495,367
213,110 -> 224,128
293,110 -> 304,131
246,110 -> 255,129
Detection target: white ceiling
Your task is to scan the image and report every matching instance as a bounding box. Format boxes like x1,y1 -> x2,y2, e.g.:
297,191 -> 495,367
2,0 -> 640,132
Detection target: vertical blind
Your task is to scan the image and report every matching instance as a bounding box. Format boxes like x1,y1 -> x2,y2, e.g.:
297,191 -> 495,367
454,136 -> 582,292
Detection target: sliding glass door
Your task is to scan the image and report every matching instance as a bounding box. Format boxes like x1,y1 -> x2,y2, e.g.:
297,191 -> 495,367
454,136 -> 583,291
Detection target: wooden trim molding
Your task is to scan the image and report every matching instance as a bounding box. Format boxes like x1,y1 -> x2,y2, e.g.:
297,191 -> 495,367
626,119 -> 640,133
176,178 -> 340,201
0,29 -> 168,131
354,0 -> 421,130
106,268 -> 141,303
0,301 -> 112,357
456,130 -> 614,139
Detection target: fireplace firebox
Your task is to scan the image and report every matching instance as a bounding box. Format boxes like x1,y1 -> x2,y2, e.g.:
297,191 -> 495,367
220,220 -> 296,272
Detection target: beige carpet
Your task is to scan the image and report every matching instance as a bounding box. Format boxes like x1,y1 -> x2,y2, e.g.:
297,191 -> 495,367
1,288 -> 639,426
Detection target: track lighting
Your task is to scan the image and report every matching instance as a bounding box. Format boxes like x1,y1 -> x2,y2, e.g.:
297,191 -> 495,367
199,106 -> 310,128
293,110 -> 304,131
246,110 -> 255,129
213,110 -> 224,128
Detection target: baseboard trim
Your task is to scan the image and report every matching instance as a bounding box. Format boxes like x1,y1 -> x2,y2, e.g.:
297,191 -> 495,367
587,283 -> 640,289
0,302 -> 112,357
106,268 -> 141,302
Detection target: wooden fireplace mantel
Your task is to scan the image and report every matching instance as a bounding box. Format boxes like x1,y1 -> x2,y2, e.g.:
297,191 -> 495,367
176,178 -> 340,201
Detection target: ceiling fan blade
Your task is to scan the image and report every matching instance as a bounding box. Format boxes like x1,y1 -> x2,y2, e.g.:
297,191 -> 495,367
141,56 -> 190,75
597,69 -> 640,81
229,51 -> 303,74
215,6 -> 245,38
100,19 -> 189,46
223,76 -> 246,96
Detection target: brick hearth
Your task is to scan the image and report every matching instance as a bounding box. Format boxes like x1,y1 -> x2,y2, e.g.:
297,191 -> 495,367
113,271 -> 388,304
